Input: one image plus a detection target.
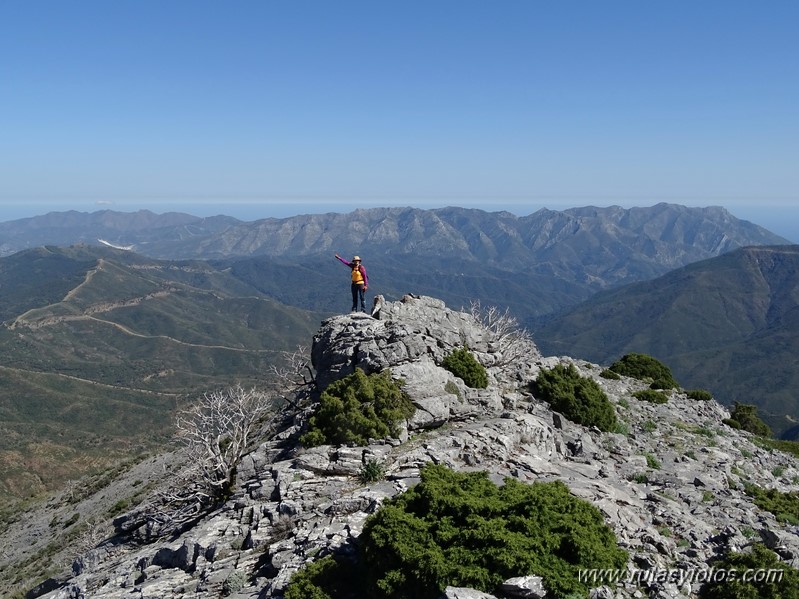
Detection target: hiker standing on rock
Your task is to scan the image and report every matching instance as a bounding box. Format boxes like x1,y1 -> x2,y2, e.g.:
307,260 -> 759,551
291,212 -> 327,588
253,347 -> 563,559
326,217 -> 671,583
335,253 -> 368,312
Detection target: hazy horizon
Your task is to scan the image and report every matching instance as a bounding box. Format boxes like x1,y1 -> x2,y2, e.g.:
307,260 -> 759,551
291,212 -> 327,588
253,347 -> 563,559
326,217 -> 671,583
2,2 -> 797,244
0,199 -> 796,244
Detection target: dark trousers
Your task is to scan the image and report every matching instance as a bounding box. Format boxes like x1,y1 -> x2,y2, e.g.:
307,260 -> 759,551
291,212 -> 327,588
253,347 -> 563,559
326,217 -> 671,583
351,283 -> 366,311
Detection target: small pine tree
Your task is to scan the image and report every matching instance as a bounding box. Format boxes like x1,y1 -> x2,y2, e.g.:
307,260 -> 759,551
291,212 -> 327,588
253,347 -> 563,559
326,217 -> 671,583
301,369 -> 415,447
600,369 -> 621,380
633,389 -> 669,404
744,484 -> 799,525
358,464 -> 628,599
284,556 -> 360,599
723,418 -> 742,430
687,389 -> 714,401
532,363 -> 617,432
442,347 -> 488,389
728,402 -> 771,437
608,353 -> 679,389
284,464 -> 629,599
699,544 -> 799,598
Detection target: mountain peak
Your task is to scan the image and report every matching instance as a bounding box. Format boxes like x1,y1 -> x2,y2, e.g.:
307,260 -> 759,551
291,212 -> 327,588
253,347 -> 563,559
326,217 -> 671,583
11,294 -> 799,599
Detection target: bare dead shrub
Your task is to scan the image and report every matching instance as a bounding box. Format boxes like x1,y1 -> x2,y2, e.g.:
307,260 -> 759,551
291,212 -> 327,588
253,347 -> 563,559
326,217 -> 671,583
469,300 -> 533,366
269,345 -> 317,407
175,384 -> 272,497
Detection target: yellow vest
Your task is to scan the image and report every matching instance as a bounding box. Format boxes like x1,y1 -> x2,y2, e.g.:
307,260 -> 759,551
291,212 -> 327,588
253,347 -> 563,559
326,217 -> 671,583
351,265 -> 364,284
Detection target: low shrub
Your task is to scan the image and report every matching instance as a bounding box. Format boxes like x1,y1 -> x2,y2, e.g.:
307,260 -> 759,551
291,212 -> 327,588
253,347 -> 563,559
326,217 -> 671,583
359,459 -> 385,483
686,389 -> 713,401
699,544 -> 799,598
108,498 -> 133,517
222,569 -> 247,596
532,363 -> 617,432
608,353 -> 678,389
285,464 -> 628,599
442,347 -> 488,389
361,464 -> 628,598
723,418 -> 742,430
632,389 -> 669,404
744,483 -> 799,525
644,453 -> 661,469
729,402 -> 771,437
599,369 -> 621,380
649,378 -> 675,390
271,514 -> 295,541
301,369 -> 415,447
444,380 -> 461,398
284,555 -> 359,599
757,438 -> 799,459
694,425 -> 716,438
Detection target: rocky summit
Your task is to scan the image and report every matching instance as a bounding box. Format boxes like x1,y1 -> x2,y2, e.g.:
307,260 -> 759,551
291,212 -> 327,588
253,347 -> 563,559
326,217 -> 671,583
13,295 -> 799,598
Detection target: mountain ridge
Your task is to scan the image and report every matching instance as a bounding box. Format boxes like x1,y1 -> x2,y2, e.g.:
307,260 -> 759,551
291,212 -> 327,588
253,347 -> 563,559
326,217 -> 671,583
0,245 -> 324,499
1,203 -> 789,326
1,202 -> 787,263
0,204 -> 794,484
535,245 -> 799,436
4,295 -> 798,599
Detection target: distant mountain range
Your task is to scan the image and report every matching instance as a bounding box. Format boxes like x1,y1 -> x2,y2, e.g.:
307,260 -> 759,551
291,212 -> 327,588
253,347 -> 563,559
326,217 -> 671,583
0,203 -> 788,322
0,203 -> 796,499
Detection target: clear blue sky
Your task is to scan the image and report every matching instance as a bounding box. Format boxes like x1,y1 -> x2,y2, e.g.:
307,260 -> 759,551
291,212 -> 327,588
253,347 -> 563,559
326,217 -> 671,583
1,1 -> 797,241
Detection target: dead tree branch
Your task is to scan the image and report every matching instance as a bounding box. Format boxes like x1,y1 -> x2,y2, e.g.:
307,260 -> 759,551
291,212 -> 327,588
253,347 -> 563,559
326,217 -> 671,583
123,385 -> 299,542
469,300 -> 534,366
268,345 -> 316,407
174,384 -> 272,496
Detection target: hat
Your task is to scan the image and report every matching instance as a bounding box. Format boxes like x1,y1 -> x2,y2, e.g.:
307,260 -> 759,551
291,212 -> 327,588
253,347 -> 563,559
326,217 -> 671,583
352,256 -> 361,261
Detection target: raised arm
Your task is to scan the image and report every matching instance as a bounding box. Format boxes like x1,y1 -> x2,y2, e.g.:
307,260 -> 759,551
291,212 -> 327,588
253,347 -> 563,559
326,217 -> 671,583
335,253 -> 351,267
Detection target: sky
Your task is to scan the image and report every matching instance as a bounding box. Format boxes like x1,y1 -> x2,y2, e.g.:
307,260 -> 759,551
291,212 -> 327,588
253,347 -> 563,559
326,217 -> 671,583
1,1 -> 797,241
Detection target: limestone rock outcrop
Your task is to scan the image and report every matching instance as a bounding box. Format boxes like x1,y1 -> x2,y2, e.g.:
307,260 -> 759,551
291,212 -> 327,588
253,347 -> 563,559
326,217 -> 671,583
8,295 -> 799,599
311,295 -> 539,430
